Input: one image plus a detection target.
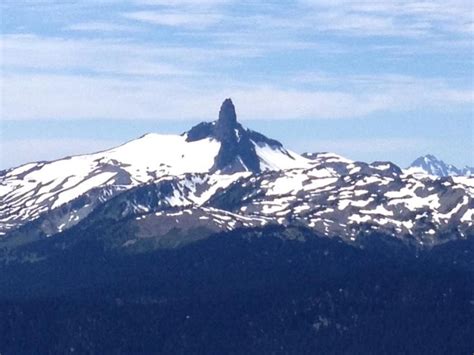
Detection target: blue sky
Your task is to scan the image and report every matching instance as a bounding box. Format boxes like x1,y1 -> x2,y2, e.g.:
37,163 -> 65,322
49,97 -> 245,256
1,0 -> 473,169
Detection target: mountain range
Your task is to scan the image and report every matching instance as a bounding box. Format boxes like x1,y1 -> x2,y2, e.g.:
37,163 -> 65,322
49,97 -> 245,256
1,99 -> 472,256
0,99 -> 473,354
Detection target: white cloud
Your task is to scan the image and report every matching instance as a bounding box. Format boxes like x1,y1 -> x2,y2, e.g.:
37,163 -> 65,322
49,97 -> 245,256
132,0 -> 229,6
1,73 -> 217,120
66,22 -> 141,33
125,0 -> 230,29
2,71 -> 472,121
124,11 -> 223,28
0,34 -> 263,79
231,88 -> 391,120
292,72 -> 474,106
1,0 -> 472,122
300,0 -> 474,37
0,34 -> 199,77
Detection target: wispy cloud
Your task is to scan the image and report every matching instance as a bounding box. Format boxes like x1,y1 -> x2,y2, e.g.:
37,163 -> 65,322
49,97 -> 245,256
1,1 -> 473,122
124,11 -> 223,28
300,0 -> 474,37
2,70 -> 471,121
1,34 -> 252,78
1,34 -> 198,78
123,0 -> 231,28
132,0 -> 229,6
66,22 -> 140,33
293,72 -> 473,95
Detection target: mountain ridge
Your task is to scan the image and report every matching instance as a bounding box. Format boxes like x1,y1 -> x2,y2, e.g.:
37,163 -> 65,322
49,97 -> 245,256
0,99 -> 306,239
0,99 -> 473,260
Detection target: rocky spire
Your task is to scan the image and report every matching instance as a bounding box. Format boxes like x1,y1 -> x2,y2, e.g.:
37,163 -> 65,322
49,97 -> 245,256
186,98 -> 283,173
217,98 -> 237,127
215,99 -> 238,142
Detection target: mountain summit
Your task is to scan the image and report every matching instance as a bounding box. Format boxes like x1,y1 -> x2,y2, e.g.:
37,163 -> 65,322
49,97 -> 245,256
186,98 -> 304,173
407,154 -> 474,177
217,98 -> 237,129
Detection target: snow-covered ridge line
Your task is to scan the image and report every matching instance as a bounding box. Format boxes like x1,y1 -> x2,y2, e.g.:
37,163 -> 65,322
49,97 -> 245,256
1,99 -> 473,248
0,134 -> 220,230
0,129 -> 310,237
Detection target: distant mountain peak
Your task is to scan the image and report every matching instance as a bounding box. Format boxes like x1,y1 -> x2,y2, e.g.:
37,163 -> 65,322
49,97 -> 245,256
408,154 -> 473,177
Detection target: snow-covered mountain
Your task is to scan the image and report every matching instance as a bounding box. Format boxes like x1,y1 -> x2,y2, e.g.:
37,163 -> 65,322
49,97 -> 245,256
407,154 -> 474,177
0,99 -> 306,238
0,99 -> 473,257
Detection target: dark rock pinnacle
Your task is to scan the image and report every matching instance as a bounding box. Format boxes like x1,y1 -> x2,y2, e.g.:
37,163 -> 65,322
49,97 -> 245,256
185,98 -> 286,173
217,98 -> 237,128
